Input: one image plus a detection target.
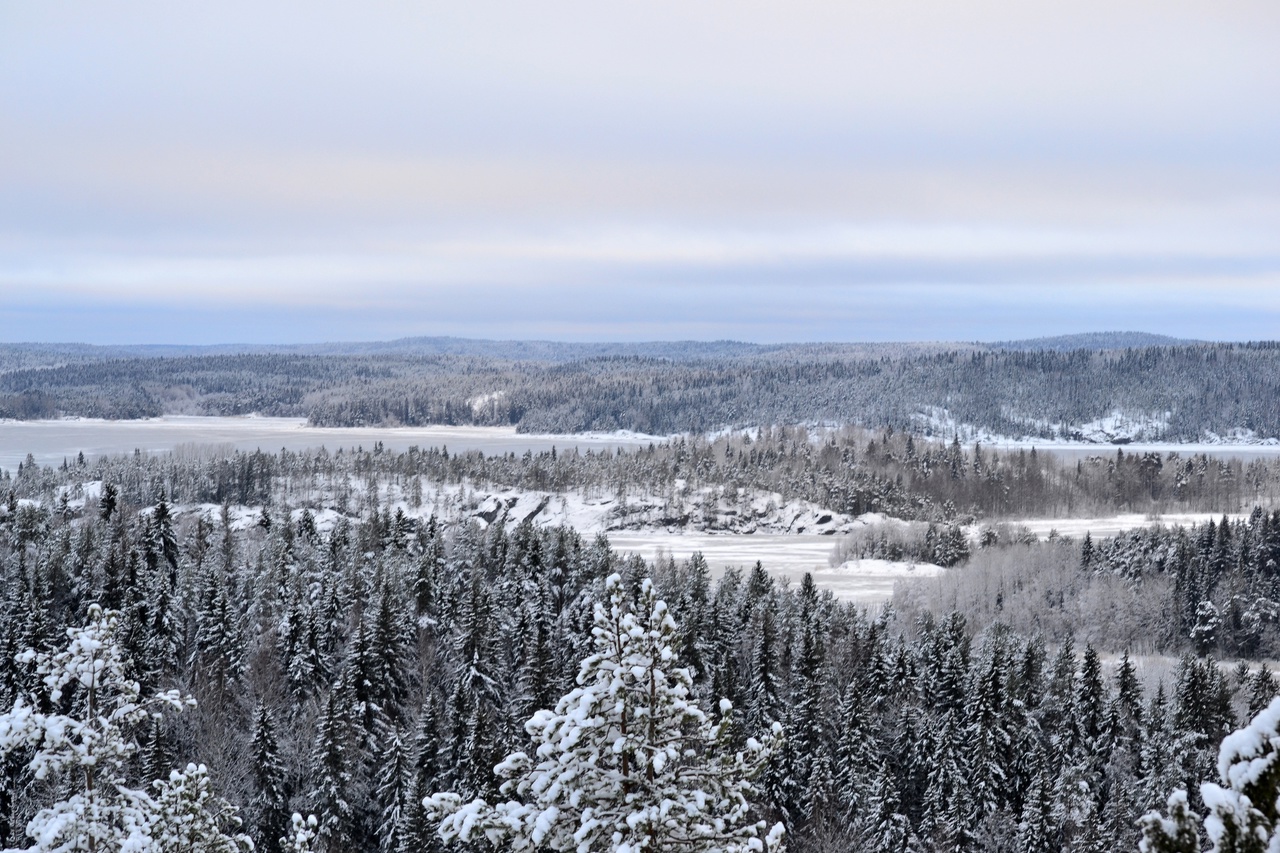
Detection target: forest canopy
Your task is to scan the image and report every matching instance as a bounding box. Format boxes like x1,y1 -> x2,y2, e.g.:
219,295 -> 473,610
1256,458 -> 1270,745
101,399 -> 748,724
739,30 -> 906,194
3,337 -> 1280,441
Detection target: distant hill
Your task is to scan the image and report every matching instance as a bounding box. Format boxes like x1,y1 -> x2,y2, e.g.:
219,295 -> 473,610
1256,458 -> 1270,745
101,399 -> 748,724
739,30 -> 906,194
0,337 -> 773,365
990,331 -> 1201,351
4,332 -> 1219,368
4,334 -> 1280,442
0,337 -> 975,371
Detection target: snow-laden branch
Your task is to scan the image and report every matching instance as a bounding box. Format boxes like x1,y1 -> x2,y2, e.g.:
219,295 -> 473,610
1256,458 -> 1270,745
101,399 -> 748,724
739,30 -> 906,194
0,605 -> 251,853
426,573 -> 784,853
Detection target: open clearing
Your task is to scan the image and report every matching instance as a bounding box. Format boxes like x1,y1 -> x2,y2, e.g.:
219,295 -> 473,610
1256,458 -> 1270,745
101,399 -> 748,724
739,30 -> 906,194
606,532 -> 942,604
985,512 -> 1250,539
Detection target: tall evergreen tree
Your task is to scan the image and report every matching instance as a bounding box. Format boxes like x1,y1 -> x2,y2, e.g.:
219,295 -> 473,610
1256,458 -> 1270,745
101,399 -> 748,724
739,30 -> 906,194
251,703 -> 292,853
311,688 -> 356,851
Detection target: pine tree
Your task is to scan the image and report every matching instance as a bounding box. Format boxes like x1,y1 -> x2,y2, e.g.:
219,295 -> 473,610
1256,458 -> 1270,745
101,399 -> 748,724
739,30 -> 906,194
677,553 -> 713,685
921,710 -> 972,853
746,596 -> 784,738
143,763 -> 254,852
99,482 -> 119,522
402,702 -> 444,853
1113,651 -> 1144,759
784,573 -> 828,828
1138,791 -> 1202,853
1142,696 -> 1280,853
857,760 -> 916,853
369,591 -> 411,727
414,517 -> 444,621
426,573 -> 785,853
375,730 -> 412,853
1073,644 -> 1108,760
0,606 -> 249,851
1140,684 -> 1182,813
832,678 -> 877,821
141,715 -> 174,787
1249,665 -> 1279,717
1017,748 -> 1057,853
150,491 -> 179,575
966,631 -> 1013,821
194,566 -> 244,696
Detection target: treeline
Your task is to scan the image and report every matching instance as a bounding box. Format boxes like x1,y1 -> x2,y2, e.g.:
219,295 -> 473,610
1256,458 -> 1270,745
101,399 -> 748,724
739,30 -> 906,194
5,427 -> 1278,533
1,484 -> 1275,852
4,340 -> 1280,440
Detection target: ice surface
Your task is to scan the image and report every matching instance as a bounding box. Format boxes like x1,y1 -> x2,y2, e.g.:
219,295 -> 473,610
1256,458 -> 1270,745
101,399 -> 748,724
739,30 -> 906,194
0,417 -> 662,472
972,513 -> 1249,541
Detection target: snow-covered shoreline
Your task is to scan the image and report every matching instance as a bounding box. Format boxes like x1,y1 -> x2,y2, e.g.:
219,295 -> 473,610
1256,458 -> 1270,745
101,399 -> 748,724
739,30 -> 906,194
0,416 -> 662,472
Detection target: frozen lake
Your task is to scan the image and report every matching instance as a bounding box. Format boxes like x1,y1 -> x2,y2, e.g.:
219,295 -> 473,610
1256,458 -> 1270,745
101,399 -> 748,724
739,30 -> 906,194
606,532 -> 941,604
5,415 -> 1277,473
0,416 -> 661,472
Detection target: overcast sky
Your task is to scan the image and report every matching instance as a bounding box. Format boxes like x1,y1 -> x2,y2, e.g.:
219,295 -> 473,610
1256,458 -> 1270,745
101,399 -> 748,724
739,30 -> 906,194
2,1 -> 1278,344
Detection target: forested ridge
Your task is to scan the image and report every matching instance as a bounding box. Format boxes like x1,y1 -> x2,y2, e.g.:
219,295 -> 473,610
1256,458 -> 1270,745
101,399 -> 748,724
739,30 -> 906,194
3,338 -> 1280,441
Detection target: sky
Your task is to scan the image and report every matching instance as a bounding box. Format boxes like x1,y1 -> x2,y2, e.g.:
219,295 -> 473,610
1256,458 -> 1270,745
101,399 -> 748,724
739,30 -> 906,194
1,1 -> 1278,344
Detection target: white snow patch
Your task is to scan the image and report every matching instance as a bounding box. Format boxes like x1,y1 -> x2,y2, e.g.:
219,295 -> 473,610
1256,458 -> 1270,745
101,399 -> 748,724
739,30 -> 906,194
606,532 -> 932,604
467,391 -> 507,416
914,406 -> 1280,449
979,513 -> 1249,542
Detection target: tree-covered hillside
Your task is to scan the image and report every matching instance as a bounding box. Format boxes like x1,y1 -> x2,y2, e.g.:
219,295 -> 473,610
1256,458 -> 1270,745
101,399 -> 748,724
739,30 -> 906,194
3,338 -> 1280,441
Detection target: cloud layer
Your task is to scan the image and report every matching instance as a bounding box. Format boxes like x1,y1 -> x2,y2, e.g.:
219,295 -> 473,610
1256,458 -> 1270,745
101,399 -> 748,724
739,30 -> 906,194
2,1 -> 1278,342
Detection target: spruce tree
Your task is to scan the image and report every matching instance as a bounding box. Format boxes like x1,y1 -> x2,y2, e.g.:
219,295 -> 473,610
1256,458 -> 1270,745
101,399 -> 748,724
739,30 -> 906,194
311,687 -> 355,851
966,632 -> 1013,821
858,760 -> 916,853
833,678 -> 877,822
375,730 -> 412,853
251,703 -> 291,853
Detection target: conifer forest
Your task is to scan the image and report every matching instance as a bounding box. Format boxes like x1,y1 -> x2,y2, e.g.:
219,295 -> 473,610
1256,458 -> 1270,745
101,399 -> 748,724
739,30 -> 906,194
4,337 -> 1280,442
9,0 -> 1280,845
4,386 -> 1280,851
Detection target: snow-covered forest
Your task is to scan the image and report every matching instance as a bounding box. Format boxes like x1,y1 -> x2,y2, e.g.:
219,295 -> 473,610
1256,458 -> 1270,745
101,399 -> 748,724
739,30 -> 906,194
4,337 -> 1280,443
2,429 -> 1280,851
10,0 -> 1279,845
6,425 -> 1277,527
